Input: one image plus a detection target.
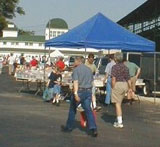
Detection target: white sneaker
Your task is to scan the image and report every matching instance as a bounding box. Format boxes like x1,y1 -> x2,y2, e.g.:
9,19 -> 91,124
113,122 -> 124,128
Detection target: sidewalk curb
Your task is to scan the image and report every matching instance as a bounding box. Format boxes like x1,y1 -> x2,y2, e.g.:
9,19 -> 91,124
139,96 -> 160,104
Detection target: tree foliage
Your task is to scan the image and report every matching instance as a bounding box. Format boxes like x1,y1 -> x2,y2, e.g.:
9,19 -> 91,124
0,0 -> 25,36
18,29 -> 35,36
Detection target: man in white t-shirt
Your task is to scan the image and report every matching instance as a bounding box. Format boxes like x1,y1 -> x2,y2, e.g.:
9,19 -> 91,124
8,53 -> 15,75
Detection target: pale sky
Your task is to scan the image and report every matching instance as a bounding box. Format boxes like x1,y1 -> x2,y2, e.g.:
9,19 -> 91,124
13,0 -> 147,35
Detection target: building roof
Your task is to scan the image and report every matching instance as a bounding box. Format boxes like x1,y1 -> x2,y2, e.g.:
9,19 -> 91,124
3,22 -> 18,31
118,0 -> 160,25
3,27 -> 18,31
0,35 -> 45,42
46,18 -> 68,29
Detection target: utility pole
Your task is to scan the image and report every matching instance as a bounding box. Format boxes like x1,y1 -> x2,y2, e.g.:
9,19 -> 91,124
49,19 -> 51,58
153,0 -> 158,104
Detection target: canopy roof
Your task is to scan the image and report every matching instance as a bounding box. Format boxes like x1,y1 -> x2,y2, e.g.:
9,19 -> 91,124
50,49 -> 64,58
45,13 -> 155,52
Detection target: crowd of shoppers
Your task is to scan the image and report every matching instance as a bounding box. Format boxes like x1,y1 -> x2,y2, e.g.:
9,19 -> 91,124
60,52 -> 140,137
2,52 -> 141,137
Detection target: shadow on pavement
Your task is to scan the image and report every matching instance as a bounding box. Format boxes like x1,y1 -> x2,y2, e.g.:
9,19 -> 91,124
101,112 -> 116,125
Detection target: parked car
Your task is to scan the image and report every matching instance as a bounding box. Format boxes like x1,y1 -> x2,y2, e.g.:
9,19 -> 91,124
125,52 -> 160,96
68,56 -> 83,67
94,56 -> 109,75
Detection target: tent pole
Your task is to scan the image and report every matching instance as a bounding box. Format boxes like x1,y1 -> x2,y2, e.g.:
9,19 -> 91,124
49,19 -> 51,58
43,46 -> 46,91
85,47 -> 87,59
126,52 -> 129,60
153,53 -> 156,104
108,49 -> 110,57
108,49 -> 110,55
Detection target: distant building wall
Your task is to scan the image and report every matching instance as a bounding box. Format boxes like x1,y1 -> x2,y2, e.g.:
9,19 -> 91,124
2,30 -> 18,38
0,41 -> 44,50
45,28 -> 68,40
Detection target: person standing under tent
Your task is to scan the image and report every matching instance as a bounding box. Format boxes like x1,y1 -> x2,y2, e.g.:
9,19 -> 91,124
85,53 -> 101,111
20,53 -> 26,65
55,56 -> 65,71
103,54 -> 116,105
111,52 -> 132,128
124,59 -> 141,102
30,56 -> 38,70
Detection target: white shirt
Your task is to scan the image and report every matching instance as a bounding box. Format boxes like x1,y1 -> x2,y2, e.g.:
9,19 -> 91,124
8,56 -> 15,65
105,60 -> 116,76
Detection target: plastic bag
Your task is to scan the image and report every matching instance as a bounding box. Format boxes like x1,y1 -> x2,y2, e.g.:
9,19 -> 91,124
42,87 -> 53,101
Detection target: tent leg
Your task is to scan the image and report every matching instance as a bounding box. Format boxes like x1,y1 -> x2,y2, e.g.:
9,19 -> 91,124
127,52 -> 129,60
154,53 -> 156,104
43,47 -> 46,91
85,48 -> 87,59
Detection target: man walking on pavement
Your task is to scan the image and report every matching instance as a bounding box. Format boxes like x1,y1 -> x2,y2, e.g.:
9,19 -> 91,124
61,56 -> 98,137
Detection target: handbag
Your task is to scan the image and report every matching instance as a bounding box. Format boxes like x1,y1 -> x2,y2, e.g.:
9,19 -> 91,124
42,87 -> 53,101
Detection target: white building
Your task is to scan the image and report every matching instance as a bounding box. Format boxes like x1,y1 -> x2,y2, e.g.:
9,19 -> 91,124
45,18 -> 68,40
0,22 -> 45,56
2,23 -> 18,38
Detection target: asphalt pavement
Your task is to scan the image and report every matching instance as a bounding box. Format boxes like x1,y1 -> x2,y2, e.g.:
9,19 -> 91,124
0,67 -> 160,147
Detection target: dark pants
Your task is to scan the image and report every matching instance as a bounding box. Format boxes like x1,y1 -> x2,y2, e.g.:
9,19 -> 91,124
66,89 -> 97,130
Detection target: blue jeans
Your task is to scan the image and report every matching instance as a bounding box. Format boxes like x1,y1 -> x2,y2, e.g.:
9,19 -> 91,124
66,89 -> 97,130
53,84 -> 61,94
105,76 -> 111,104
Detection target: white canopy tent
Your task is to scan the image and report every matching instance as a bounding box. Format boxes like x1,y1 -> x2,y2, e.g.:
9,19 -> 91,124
50,49 -> 64,58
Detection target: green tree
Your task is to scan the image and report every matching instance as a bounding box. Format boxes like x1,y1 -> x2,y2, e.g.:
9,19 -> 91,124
0,0 -> 25,36
18,29 -> 35,36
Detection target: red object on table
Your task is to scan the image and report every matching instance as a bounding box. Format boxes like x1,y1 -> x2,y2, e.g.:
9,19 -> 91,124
56,60 -> 65,71
30,59 -> 38,67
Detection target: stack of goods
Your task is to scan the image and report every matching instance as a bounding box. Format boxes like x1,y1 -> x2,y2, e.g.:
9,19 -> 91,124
61,71 -> 72,88
93,74 -> 105,87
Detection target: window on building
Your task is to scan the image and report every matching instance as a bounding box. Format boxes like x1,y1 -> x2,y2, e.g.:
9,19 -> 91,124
53,31 -> 56,38
39,43 -> 43,46
128,25 -> 134,32
49,31 -> 53,38
29,43 -> 33,46
157,17 -> 160,26
150,20 -> 156,30
3,42 -> 7,45
25,42 -> 29,46
135,23 -> 142,34
143,21 -> 149,31
57,31 -> 61,36
16,42 -> 19,45
11,42 -> 15,45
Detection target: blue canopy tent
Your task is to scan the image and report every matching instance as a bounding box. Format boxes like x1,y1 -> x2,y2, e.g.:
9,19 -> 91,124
45,13 -> 155,52
45,13 -> 158,102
